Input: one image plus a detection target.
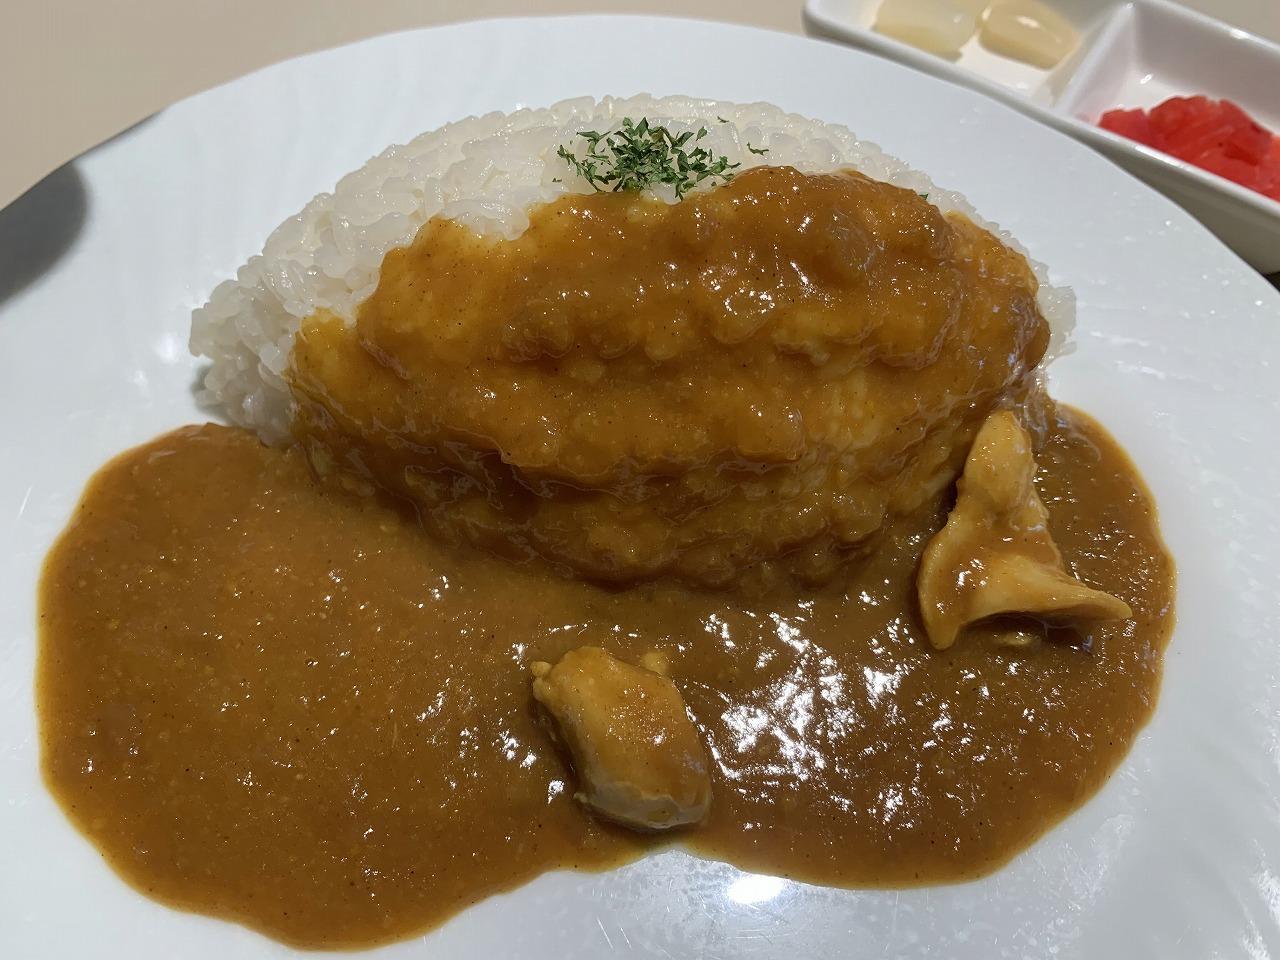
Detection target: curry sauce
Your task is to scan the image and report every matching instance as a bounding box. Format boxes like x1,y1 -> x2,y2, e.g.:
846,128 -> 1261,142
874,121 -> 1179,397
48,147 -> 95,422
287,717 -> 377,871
290,166 -> 1049,588
38,406 -> 1173,949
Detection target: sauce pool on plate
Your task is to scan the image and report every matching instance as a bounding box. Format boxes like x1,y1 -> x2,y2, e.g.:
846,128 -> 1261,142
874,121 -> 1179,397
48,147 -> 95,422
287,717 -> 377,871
38,407 -> 1173,949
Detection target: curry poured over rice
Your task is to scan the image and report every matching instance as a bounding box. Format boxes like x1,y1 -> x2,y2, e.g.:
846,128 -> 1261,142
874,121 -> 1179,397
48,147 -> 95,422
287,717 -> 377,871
37,96 -> 1173,950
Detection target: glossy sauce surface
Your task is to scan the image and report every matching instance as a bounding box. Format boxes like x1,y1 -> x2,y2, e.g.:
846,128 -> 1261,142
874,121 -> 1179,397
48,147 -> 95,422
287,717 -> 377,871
290,166 -> 1049,587
39,407 -> 1173,949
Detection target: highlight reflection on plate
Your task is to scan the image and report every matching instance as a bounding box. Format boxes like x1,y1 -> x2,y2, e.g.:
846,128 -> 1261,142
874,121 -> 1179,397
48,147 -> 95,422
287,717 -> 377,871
727,874 -> 790,906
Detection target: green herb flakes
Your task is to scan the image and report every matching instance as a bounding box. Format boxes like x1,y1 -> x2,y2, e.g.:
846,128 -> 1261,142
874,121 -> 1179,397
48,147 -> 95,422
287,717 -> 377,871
556,118 -> 741,199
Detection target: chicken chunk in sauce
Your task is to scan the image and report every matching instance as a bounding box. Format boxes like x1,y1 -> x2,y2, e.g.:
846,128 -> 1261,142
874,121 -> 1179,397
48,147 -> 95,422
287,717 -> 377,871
918,410 -> 1132,649
531,647 -> 712,831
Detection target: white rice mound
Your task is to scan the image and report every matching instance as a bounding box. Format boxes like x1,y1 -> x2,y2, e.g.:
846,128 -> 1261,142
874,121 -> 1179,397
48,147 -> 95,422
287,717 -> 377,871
191,94 -> 1074,443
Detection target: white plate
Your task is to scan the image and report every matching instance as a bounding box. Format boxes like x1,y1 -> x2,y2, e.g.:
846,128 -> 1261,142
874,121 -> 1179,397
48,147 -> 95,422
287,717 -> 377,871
805,0 -> 1280,273
2,15 -> 1279,960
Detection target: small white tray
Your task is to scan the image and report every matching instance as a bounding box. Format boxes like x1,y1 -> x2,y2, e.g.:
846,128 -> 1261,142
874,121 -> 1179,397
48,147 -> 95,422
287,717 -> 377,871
805,0 -> 1280,272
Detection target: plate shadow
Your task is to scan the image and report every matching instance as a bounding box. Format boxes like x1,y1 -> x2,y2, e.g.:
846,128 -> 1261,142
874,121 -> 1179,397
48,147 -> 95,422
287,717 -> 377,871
0,163 -> 88,310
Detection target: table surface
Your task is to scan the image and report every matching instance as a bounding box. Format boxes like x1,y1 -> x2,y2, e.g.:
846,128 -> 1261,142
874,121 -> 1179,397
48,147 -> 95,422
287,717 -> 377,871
6,0 -> 1280,212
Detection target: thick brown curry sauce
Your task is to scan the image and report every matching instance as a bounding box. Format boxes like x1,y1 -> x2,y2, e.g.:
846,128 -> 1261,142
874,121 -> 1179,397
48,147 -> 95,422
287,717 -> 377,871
39,167 -> 1173,949
290,166 -> 1048,588
39,408 -> 1172,948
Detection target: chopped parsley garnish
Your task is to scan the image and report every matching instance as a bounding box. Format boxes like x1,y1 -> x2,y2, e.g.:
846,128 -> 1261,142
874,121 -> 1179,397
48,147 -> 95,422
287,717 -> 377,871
747,143 -> 769,156
556,118 -> 741,199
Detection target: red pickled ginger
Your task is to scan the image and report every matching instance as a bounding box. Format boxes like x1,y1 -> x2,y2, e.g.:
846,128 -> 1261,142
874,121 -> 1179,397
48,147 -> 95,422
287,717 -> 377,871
1099,96 -> 1280,203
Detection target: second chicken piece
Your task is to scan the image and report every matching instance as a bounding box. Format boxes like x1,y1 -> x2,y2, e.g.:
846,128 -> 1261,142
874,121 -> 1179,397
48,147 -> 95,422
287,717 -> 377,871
531,647 -> 712,832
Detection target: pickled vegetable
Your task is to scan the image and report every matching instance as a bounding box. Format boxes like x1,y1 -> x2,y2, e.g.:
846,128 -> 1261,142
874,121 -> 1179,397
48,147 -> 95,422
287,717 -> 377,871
979,0 -> 1078,69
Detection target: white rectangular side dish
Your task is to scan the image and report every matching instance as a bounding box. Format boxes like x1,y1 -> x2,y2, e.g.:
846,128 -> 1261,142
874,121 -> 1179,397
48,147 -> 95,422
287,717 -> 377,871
805,0 -> 1280,272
